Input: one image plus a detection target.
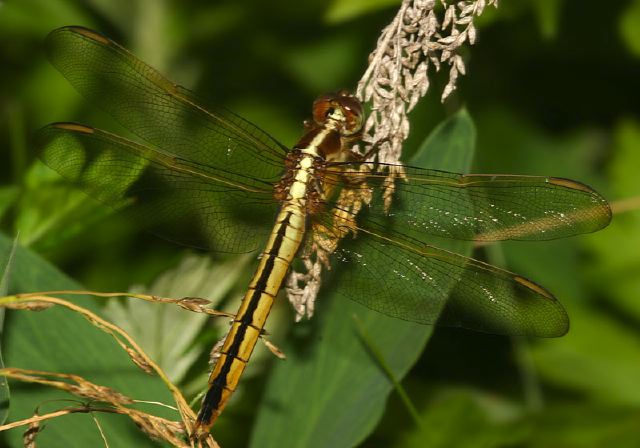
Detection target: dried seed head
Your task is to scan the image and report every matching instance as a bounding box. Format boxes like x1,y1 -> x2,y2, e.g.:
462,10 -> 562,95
356,0 -> 497,165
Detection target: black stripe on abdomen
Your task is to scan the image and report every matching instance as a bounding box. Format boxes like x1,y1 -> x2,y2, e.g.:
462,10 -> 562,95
197,212 -> 293,424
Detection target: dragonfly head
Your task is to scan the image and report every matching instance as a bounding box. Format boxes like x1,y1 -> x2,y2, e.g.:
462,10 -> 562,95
312,91 -> 363,136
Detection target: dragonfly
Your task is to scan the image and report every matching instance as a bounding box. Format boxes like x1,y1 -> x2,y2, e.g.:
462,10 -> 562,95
36,26 -> 611,439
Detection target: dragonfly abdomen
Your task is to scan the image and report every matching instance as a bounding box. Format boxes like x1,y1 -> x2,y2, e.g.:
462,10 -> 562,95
195,156 -> 315,438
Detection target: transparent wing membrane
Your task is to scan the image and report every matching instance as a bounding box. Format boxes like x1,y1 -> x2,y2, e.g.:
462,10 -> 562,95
37,123 -> 277,253
327,223 -> 569,337
45,26 -> 286,188
324,163 -> 611,242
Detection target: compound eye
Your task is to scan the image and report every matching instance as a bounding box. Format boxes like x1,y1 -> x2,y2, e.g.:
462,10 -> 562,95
312,94 -> 336,125
339,97 -> 364,135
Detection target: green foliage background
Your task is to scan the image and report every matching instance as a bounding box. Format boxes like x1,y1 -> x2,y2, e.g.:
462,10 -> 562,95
1,0 -> 639,447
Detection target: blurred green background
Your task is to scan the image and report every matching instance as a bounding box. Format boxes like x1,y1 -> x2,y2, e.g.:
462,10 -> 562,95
1,0 -> 639,447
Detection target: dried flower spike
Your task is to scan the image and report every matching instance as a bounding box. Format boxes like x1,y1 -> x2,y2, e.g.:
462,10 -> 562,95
357,0 -> 498,165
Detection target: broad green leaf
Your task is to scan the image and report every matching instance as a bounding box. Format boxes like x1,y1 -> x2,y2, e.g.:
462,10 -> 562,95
412,108 -> 475,171
105,253 -> 252,385
15,161 -> 114,249
250,109 -> 476,448
0,232 -> 175,447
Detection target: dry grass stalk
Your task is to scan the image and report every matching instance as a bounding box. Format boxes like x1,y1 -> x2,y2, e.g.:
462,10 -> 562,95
0,294 -> 219,447
1,368 -> 133,405
0,371 -> 191,447
0,367 -> 219,447
12,290 -> 235,318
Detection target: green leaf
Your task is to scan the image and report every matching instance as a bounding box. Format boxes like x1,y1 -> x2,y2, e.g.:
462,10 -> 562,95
15,161 -> 114,248
608,119 -> 640,198
585,119 -> 640,320
250,109 -> 476,448
0,232 -> 175,447
0,0 -> 90,36
398,389 -> 526,448
0,236 -> 18,425
412,108 -> 476,172
528,404 -> 640,448
325,0 -> 400,24
0,187 -> 19,222
619,0 -> 640,58
105,253 -> 252,385
84,0 -> 140,36
532,307 -> 640,405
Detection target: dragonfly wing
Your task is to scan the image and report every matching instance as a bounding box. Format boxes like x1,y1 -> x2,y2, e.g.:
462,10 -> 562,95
327,223 -> 568,337
36,123 -> 278,253
45,26 -> 286,188
326,163 -> 611,241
